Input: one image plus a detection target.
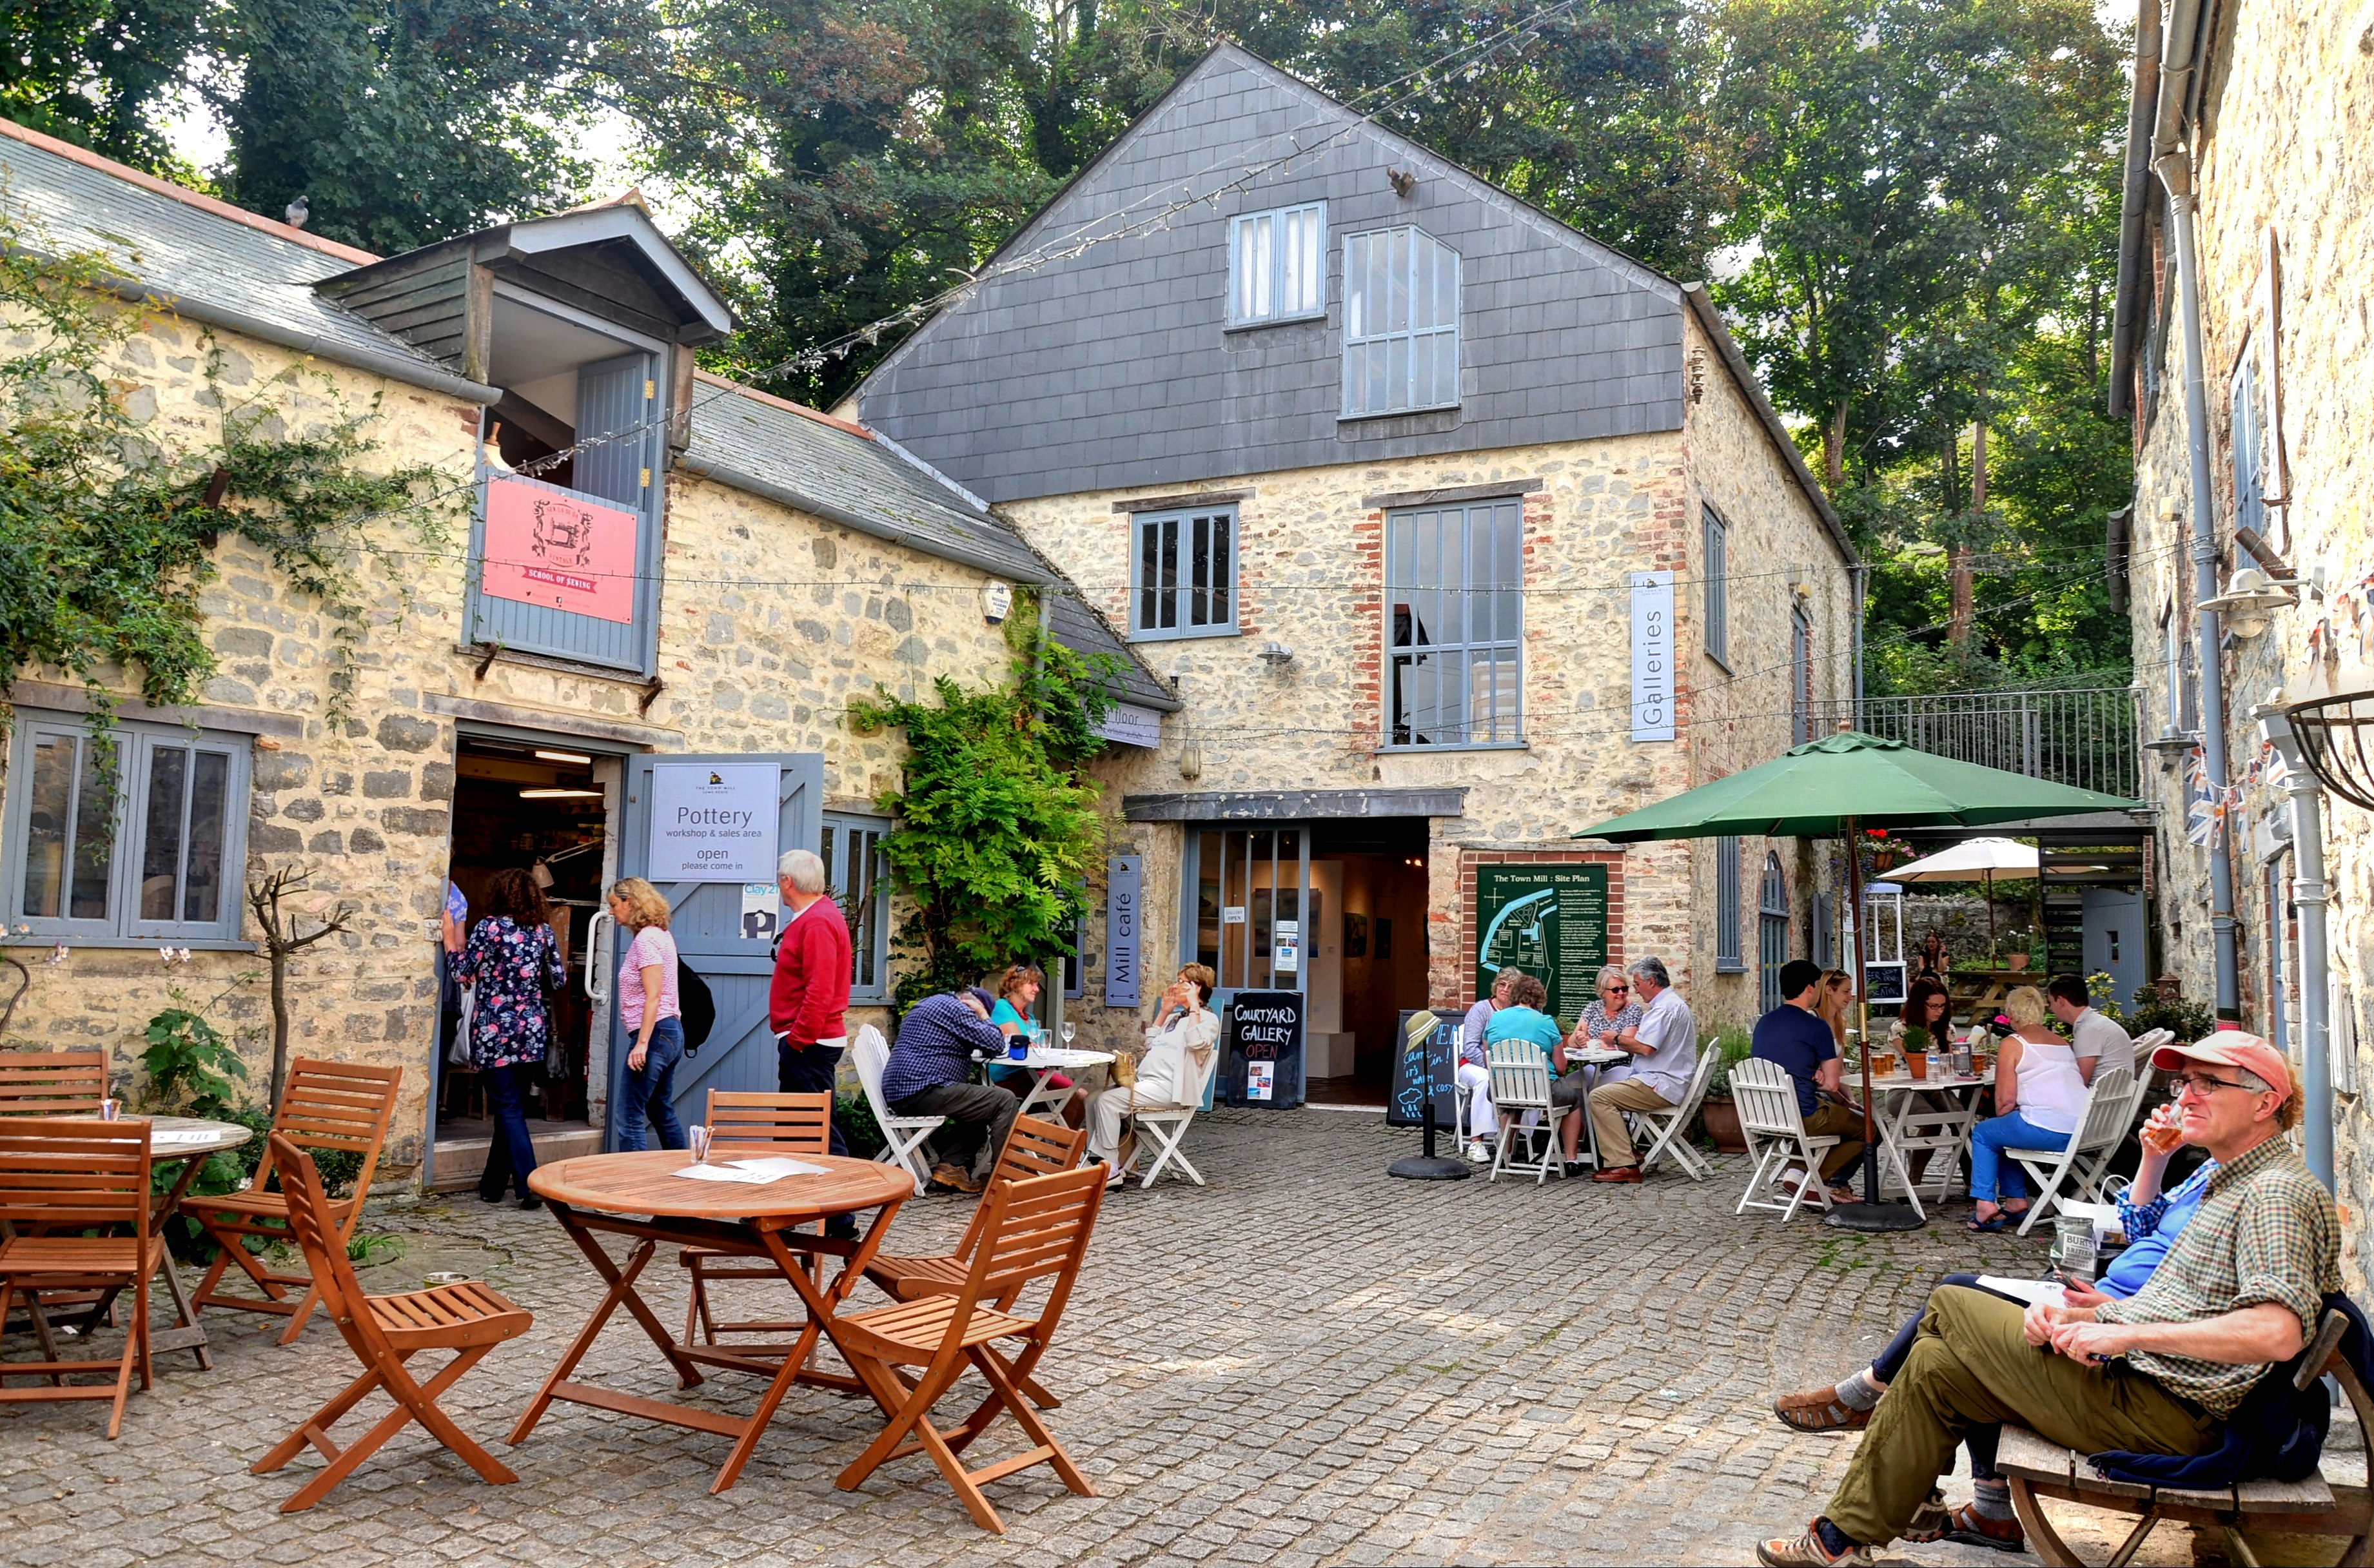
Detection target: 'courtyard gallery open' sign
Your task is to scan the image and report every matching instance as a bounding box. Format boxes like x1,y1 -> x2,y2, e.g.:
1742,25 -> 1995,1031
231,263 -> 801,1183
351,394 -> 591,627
1630,569 -> 1674,741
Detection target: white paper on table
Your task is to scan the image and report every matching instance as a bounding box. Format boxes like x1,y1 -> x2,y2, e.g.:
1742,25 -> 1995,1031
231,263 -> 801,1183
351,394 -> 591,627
725,1156 -> 829,1180
1974,1275 -> 2068,1309
671,1162 -> 778,1184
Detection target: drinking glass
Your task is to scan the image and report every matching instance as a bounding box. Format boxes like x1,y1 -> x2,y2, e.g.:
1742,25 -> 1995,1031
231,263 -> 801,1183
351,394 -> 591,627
98,1098 -> 120,1122
1061,1022 -> 1077,1048
689,1124 -> 712,1162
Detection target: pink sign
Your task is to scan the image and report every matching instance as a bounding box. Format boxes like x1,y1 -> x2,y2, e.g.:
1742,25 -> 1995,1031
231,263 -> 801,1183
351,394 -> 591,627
480,476 -> 638,623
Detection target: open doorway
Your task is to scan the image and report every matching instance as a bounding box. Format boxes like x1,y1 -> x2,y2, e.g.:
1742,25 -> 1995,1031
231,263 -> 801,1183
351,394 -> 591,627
1306,818 -> 1430,1105
431,734 -> 616,1190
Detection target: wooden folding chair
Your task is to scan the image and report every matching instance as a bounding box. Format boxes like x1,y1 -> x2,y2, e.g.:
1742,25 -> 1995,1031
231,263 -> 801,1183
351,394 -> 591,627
1731,1059 -> 1841,1221
181,1058 -> 401,1344
855,1025 -> 942,1195
2005,1066 -> 2137,1236
832,1163 -> 1106,1533
250,1133 -> 530,1511
863,1115 -> 1088,1304
0,1117 -> 161,1438
1633,1042 -> 1722,1181
679,1090 -> 834,1346
1486,1040 -> 1571,1184
0,1050 -> 110,1115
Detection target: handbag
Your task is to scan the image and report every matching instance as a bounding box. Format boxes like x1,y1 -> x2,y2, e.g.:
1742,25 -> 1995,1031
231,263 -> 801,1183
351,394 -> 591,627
1111,1048 -> 1141,1172
447,984 -> 475,1068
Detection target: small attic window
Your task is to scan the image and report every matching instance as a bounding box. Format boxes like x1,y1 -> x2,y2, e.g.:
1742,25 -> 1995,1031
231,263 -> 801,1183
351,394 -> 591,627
1228,203 -> 1325,327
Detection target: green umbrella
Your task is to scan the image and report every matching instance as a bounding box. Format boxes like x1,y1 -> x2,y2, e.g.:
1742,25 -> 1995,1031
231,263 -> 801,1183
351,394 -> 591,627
1573,730 -> 2139,1230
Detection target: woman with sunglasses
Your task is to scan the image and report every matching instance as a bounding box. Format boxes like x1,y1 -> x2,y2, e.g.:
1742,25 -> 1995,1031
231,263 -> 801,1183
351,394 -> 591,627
1567,966 -> 1644,1078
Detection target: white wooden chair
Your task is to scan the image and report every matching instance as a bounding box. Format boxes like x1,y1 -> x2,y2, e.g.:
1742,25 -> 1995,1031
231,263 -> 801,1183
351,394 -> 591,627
1731,1058 -> 1841,1221
2005,1066 -> 2136,1236
1485,1041 -> 1569,1185
1126,1036 -> 1222,1189
852,1024 -> 941,1197
1632,1044 -> 1721,1181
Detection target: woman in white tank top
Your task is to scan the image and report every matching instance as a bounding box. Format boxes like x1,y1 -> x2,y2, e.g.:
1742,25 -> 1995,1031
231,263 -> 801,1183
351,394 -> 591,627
1966,986 -> 2089,1231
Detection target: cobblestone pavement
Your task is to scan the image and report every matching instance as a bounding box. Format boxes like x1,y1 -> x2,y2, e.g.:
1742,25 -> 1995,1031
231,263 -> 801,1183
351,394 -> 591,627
0,1109 -> 2305,1565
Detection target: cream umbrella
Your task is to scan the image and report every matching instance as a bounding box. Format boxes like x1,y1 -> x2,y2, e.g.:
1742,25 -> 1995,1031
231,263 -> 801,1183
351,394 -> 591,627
1886,836 -> 2039,960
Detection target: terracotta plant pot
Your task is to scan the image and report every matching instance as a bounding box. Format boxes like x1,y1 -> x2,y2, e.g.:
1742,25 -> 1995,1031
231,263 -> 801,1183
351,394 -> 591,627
1701,1096 -> 1748,1152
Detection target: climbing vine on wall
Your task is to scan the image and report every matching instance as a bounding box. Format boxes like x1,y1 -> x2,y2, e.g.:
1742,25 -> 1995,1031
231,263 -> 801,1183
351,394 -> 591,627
850,607 -> 1121,1010
0,211 -> 455,744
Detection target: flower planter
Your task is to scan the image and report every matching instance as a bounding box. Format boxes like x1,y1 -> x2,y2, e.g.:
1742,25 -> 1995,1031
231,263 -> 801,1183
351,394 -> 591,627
1700,1096 -> 1747,1152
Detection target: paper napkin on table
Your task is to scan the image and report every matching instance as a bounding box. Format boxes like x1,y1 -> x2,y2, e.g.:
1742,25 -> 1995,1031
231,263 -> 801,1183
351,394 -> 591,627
671,1156 -> 830,1184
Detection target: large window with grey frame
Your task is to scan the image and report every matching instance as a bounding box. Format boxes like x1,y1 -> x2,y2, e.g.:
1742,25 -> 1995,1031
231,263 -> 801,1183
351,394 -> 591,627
820,812 -> 890,1001
1342,226 -> 1460,418
1385,497 -> 1522,748
1130,505 -> 1236,640
1702,507 -> 1730,668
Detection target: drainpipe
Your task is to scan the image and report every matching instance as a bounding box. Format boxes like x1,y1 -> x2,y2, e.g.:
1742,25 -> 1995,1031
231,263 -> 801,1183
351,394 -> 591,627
2154,146 -> 2242,1024
2257,696 -> 2333,1187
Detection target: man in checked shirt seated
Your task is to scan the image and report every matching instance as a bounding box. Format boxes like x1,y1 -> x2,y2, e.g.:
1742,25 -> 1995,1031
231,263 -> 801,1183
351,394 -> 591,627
1758,1032 -> 2339,1568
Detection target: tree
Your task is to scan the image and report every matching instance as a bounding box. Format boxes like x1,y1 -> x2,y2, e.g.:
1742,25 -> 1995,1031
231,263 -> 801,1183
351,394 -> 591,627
0,0 -> 206,172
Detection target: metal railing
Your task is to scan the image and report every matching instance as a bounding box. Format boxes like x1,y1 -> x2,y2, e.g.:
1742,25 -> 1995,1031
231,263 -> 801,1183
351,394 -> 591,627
1809,687 -> 2140,799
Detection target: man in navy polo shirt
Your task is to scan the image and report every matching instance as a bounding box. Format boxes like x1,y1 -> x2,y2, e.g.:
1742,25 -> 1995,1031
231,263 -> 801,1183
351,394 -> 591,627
1752,958 -> 1865,1202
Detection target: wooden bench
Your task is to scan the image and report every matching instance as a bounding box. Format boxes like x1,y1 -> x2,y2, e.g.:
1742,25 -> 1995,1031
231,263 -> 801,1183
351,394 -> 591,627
1998,1308 -> 2374,1567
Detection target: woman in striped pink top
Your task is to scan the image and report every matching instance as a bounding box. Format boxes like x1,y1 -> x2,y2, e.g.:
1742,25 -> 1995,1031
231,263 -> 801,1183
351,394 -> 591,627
607,877 -> 686,1152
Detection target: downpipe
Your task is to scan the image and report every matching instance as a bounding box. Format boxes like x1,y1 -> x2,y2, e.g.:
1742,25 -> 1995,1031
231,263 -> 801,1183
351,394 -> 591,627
2155,148 -> 2242,1024
2257,697 -> 2334,1189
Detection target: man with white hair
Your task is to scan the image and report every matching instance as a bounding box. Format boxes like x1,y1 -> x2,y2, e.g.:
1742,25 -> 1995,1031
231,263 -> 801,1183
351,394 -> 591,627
770,847 -> 852,1159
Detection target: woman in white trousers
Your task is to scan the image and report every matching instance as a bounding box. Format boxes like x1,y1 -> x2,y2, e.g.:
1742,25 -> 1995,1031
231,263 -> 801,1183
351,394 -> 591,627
1088,964 -> 1219,1184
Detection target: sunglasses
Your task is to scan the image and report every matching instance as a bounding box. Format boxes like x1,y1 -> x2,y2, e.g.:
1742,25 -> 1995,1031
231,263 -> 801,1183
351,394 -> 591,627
1605,983 -> 1630,993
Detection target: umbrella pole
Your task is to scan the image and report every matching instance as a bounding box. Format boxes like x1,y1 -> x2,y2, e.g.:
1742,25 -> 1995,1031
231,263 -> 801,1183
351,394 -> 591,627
1829,819 -> 1924,1232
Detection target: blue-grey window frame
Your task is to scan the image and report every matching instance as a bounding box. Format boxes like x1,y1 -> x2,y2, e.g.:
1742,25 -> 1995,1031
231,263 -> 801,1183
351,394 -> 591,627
1758,850 -> 1789,1011
1714,834 -> 1745,973
1341,225 -> 1462,419
3,710 -> 253,948
1128,505 -> 1239,642
2230,348 -> 2266,542
1382,496 -> 1524,750
1226,201 -> 1327,329
822,810 -> 892,1002
1703,507 -> 1731,670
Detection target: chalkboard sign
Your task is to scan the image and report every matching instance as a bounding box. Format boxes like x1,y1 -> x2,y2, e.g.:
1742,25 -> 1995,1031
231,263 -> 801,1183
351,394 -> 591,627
1388,1008 -> 1462,1128
1224,991 -> 1304,1108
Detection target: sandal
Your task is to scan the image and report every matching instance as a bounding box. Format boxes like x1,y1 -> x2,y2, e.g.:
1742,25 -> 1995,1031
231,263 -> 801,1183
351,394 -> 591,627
1903,1501 -> 2023,1554
1903,1490 -> 1950,1539
1772,1386 -> 1872,1433
1968,1211 -> 2010,1233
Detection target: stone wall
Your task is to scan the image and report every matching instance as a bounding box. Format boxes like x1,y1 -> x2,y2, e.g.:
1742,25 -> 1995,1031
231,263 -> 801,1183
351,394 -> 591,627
2123,0 -> 2374,1288
1,304 -> 1026,1182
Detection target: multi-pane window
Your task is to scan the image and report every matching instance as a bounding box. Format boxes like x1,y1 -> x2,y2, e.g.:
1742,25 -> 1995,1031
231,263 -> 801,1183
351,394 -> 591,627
1703,508 -> 1730,668
1228,203 -> 1325,326
1385,498 -> 1522,748
2230,349 -> 2265,540
1714,835 -> 1744,972
1758,852 -> 1789,1011
1791,603 -> 1814,744
6,714 -> 250,943
1342,226 -> 1460,417
820,813 -> 890,1001
1130,506 -> 1236,640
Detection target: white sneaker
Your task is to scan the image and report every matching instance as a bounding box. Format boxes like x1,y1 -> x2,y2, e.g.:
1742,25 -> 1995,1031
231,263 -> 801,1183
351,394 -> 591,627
1466,1141 -> 1490,1163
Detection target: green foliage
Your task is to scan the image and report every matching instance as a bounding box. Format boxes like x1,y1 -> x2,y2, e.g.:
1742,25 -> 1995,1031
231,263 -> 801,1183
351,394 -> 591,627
2084,971 -> 2122,1021
1701,1025 -> 1755,1097
0,211 -> 455,736
850,614 -> 1117,1010
835,1090 -> 887,1161
139,1006 -> 249,1119
0,0 -> 206,173
2128,986 -> 2215,1047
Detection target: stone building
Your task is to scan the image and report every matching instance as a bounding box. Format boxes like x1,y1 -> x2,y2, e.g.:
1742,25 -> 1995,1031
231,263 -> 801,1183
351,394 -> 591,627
2111,0 -> 2374,1280
0,118 -> 1170,1185
843,44 -> 1859,1083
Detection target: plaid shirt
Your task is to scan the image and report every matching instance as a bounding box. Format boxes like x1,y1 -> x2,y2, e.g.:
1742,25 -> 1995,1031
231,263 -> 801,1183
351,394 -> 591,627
2096,1133 -> 2339,1416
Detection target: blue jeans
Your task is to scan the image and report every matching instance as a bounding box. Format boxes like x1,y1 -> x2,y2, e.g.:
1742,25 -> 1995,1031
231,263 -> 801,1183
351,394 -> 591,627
478,1061 -> 540,1200
616,1016 -> 687,1152
1968,1111 -> 2068,1203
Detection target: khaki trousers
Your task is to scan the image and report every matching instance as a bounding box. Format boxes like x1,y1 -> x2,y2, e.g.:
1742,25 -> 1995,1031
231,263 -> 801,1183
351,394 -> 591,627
1587,1077 -> 1676,1168
1800,1100 -> 1867,1183
1825,1286 -> 2215,1546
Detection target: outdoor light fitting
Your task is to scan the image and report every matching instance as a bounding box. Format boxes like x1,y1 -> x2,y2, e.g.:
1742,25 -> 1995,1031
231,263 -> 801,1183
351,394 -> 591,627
2201,566 -> 2299,638
1258,642 -> 1295,669
2143,727 -> 2201,756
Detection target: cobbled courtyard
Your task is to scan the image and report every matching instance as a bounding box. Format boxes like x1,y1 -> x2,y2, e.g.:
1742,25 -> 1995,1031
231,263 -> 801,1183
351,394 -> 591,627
3,1109 -> 2344,1565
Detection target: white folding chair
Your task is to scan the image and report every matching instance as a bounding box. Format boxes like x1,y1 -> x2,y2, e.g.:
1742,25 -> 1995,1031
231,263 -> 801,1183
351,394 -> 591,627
853,1024 -> 941,1196
1130,1039 -> 1221,1189
1731,1058 -> 1841,1221
1486,1041 -> 1569,1185
1633,1044 -> 1720,1181
2006,1066 -> 2136,1236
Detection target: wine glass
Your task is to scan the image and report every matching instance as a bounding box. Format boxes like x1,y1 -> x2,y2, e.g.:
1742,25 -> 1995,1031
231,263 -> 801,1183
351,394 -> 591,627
1061,1021 -> 1077,1049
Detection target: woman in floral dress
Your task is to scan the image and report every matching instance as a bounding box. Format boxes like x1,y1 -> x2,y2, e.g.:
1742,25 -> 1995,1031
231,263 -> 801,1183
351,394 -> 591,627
447,867 -> 565,1206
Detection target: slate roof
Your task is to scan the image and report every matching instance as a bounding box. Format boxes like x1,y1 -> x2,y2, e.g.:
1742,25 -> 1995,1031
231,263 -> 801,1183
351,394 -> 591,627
0,120 -> 487,400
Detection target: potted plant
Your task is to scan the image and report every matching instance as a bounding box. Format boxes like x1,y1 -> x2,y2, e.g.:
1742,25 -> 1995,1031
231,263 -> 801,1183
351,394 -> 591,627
1696,1028 -> 1755,1152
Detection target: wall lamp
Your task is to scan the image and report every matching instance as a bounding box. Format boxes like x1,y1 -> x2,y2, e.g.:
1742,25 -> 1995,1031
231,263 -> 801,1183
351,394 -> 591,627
1258,642 -> 1295,669
2201,566 -> 2300,639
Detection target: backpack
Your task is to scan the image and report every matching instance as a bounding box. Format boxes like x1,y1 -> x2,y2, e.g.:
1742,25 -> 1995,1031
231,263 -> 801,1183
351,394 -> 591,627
678,963 -> 716,1056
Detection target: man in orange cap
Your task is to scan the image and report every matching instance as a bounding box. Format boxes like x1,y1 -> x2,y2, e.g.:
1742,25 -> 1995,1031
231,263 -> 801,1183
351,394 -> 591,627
1760,1033 -> 2339,1567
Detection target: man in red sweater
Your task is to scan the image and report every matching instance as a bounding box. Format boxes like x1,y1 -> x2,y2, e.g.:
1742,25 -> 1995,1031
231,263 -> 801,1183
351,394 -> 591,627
770,847 -> 852,1159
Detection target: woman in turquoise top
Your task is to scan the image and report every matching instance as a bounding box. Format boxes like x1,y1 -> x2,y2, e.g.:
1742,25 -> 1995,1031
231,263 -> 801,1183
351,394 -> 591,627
1480,972 -> 1574,1152
986,963 -> 1082,1128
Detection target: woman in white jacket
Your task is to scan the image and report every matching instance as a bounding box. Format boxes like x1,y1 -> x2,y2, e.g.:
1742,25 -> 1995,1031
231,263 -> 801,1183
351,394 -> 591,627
1086,963 -> 1220,1184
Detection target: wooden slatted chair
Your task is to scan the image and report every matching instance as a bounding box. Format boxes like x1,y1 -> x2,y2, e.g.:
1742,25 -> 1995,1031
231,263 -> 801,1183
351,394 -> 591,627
832,1162 -> 1106,1534
0,1117 -> 159,1438
0,1050 -> 109,1115
1485,1039 -> 1569,1184
1631,1041 -> 1723,1181
1999,1307 -> 2374,1567
1731,1058 -> 1842,1221
2005,1066 -> 2137,1235
679,1091 -> 834,1346
855,1024 -> 942,1196
862,1115 -> 1088,1305
180,1058 -> 402,1344
250,1133 -> 530,1512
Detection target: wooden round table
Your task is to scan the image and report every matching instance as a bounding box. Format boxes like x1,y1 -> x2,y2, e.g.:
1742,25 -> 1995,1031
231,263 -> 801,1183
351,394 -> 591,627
513,1150 -> 915,1494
